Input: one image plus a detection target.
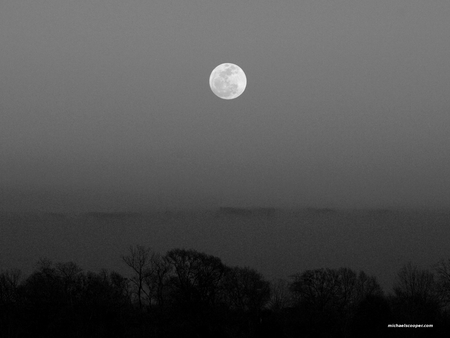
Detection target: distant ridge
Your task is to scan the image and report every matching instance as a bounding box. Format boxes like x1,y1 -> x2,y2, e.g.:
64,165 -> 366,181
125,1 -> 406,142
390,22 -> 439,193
84,212 -> 142,219
217,207 -> 277,217
304,207 -> 337,214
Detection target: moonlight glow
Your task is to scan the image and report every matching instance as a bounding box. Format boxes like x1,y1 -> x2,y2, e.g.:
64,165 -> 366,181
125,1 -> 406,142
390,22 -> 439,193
209,63 -> 247,100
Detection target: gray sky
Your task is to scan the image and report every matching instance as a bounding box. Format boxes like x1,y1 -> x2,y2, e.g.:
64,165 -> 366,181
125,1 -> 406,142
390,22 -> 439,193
1,0 -> 450,210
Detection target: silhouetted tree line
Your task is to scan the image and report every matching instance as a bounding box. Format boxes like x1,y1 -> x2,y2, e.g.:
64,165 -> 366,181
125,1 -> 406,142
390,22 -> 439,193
1,246 -> 449,337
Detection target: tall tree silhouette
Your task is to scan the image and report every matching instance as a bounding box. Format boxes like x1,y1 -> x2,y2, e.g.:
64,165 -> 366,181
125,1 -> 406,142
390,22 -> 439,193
220,266 -> 271,338
222,266 -> 270,314
164,249 -> 227,338
122,245 -> 154,312
289,267 -> 383,337
392,262 -> 440,324
165,248 -> 226,307
0,269 -> 22,337
435,259 -> 450,310
268,278 -> 292,312
144,253 -> 172,310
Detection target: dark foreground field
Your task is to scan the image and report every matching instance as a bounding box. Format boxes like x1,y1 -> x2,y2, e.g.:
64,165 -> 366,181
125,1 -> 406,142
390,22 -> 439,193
1,208 -> 449,337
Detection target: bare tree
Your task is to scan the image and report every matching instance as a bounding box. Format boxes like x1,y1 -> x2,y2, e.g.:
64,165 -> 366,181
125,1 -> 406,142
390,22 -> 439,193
336,268 -> 357,310
291,268 -> 383,312
0,268 -> 21,305
222,266 -> 271,313
434,259 -> 450,309
355,271 -> 384,301
393,262 -> 437,302
55,262 -> 83,314
268,278 -> 292,311
290,268 -> 341,311
109,270 -> 132,302
145,253 -> 172,309
0,269 -> 22,338
289,267 -> 384,337
393,262 -> 440,322
165,249 -> 226,306
221,266 -> 271,338
122,245 -> 153,311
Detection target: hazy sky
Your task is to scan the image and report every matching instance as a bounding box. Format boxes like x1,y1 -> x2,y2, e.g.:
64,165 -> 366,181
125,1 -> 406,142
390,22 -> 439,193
1,0 -> 449,210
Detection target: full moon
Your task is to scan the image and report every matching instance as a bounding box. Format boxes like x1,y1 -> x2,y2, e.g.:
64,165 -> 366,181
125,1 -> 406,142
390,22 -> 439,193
209,63 -> 247,100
